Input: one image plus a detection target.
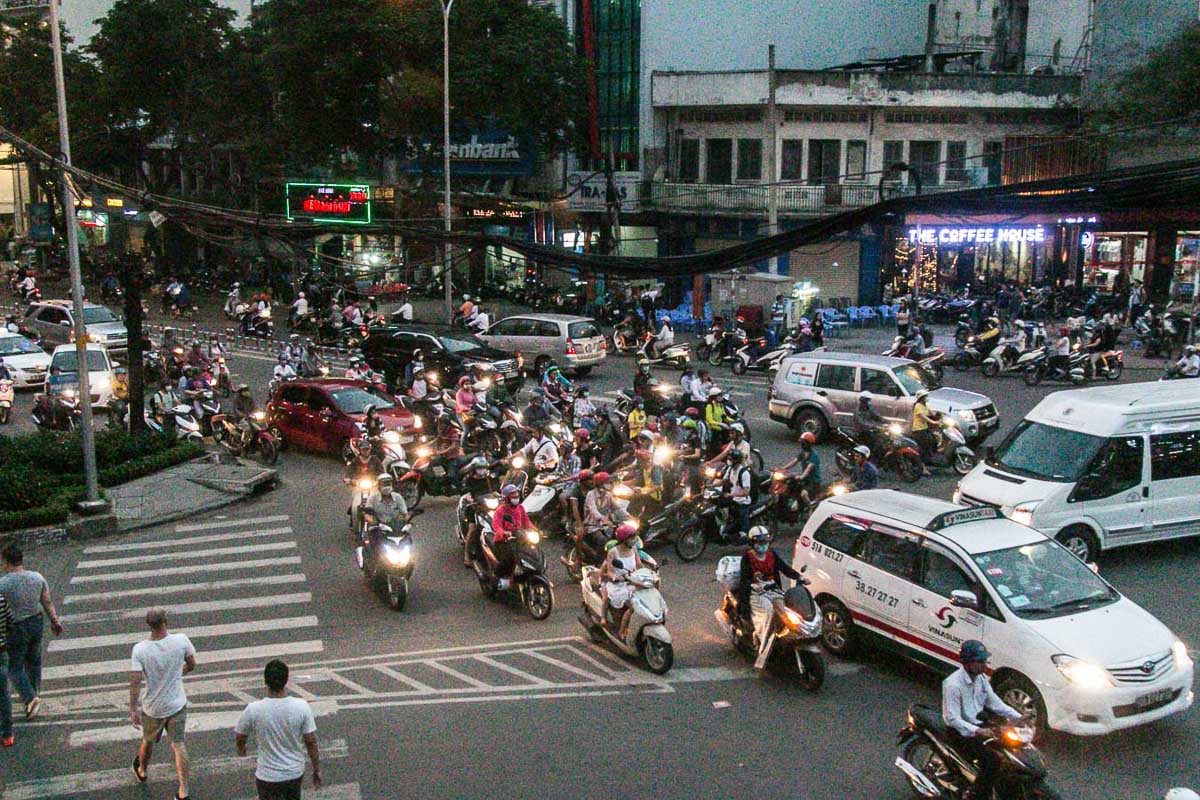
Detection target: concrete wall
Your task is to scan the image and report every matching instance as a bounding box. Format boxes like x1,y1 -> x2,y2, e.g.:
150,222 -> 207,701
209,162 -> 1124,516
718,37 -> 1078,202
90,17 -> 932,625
788,240 -> 862,302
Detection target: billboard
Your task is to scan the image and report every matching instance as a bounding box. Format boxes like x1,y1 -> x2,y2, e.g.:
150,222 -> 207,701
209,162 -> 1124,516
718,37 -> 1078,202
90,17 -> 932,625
397,130 -> 536,177
565,171 -> 641,214
284,183 -> 372,225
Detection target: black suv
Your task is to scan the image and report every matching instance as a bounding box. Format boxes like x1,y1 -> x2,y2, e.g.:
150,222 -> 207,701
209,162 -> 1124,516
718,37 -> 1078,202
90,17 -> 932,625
359,325 -> 522,391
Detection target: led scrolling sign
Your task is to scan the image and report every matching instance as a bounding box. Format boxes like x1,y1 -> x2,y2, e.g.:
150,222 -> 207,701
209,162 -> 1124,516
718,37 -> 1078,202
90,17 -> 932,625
285,183 -> 373,225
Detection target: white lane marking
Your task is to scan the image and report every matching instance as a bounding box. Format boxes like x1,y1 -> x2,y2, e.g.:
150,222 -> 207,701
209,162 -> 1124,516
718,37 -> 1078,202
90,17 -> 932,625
60,592 -> 313,625
524,650 -> 610,682
372,665 -> 436,694
67,701 -> 339,746
1,739 -> 348,800
667,666 -> 747,683
76,540 -> 297,569
43,640 -> 325,681
236,784 -> 361,800
322,672 -> 377,696
69,556 -> 302,584
175,513 -> 291,532
49,616 -> 319,653
83,526 -> 294,554
423,660 -> 492,689
63,573 -> 307,604
474,655 -> 553,687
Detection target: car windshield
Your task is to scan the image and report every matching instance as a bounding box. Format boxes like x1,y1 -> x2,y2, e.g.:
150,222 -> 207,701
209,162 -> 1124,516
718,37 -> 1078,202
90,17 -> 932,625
50,350 -> 109,373
568,321 -> 601,339
82,307 -> 120,325
988,420 -> 1106,482
892,364 -> 929,395
330,386 -> 396,414
972,540 -> 1118,619
437,336 -> 484,354
0,336 -> 42,356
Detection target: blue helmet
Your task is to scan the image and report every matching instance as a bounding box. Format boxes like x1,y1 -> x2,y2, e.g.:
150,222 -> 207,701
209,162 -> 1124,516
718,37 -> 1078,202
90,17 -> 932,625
959,639 -> 990,664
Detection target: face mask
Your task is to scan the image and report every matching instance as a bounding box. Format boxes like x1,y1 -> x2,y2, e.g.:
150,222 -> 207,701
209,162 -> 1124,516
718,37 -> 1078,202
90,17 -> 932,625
380,488 -> 392,497
508,496 -> 520,506
753,543 -> 769,555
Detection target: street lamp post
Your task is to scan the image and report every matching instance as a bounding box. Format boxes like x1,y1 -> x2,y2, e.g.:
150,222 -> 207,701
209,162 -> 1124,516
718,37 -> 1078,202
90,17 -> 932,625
441,0 -> 454,321
47,0 -> 101,505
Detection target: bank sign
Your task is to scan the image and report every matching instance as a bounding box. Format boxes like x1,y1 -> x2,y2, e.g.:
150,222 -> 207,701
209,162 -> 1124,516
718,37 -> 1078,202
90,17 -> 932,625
907,225 -> 1046,245
566,171 -> 642,214
285,183 -> 372,225
398,131 -> 535,177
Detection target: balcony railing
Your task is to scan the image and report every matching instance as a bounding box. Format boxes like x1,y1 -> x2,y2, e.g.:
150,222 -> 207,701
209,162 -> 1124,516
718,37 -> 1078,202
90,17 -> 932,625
646,180 -> 958,216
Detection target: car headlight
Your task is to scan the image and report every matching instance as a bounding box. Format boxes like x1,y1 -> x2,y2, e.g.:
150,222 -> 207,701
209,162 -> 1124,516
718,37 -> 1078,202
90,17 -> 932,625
1011,501 -> 1039,527
957,409 -> 976,421
383,430 -> 401,444
1053,655 -> 1114,689
1173,640 -> 1193,670
525,529 -> 541,545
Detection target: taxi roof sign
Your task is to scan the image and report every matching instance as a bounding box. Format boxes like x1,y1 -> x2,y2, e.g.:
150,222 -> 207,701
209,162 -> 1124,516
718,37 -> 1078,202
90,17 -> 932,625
928,506 -> 1003,531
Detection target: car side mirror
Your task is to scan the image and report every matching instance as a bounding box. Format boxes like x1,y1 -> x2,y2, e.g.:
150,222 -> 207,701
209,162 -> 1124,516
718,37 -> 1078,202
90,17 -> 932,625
319,408 -> 335,420
950,589 -> 979,610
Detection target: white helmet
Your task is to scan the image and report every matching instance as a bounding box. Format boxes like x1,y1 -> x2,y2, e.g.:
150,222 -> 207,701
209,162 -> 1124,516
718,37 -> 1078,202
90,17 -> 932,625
707,387 -> 723,398
854,445 -> 871,458
1165,790 -> 1200,800
748,525 -> 771,543
298,291 -> 305,299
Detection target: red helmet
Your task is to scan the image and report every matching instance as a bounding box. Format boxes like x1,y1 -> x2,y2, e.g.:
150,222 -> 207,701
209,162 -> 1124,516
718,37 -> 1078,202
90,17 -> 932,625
577,469 -> 594,483
686,406 -> 700,417
458,376 -> 471,386
574,428 -> 590,441
800,432 -> 817,445
593,471 -> 611,486
615,522 -> 638,542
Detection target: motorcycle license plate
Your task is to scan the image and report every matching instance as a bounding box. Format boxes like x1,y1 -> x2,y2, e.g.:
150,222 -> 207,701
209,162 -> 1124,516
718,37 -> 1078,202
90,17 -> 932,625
1135,688 -> 1174,709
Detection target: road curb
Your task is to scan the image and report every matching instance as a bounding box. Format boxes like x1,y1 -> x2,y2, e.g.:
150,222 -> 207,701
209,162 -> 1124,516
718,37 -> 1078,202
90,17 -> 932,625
114,488 -> 273,534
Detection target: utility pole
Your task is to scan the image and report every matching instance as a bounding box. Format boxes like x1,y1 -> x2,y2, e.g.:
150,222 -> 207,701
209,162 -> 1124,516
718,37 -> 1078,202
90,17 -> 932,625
441,0 -> 455,321
766,44 -> 779,275
48,0 -> 100,506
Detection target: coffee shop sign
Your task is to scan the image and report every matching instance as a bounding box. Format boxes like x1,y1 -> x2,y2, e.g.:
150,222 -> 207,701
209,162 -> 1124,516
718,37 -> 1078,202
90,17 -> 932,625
907,225 -> 1046,245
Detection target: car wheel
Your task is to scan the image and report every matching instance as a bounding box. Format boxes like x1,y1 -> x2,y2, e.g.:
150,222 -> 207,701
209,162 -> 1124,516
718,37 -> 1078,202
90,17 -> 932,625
1055,525 -> 1098,562
993,672 -> 1048,739
791,409 -> 828,442
820,599 -> 856,656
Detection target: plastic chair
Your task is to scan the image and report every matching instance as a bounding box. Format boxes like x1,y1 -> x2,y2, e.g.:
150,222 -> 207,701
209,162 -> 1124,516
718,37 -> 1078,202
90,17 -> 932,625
846,306 -> 861,326
858,306 -> 878,326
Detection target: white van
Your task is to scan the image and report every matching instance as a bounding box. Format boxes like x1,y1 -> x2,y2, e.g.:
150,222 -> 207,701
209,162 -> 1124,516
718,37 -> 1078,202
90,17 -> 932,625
796,490 -> 1194,736
954,380 -> 1200,562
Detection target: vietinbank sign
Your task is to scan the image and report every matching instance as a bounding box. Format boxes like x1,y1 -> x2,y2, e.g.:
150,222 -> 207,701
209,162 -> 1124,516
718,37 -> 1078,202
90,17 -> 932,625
907,225 -> 1046,245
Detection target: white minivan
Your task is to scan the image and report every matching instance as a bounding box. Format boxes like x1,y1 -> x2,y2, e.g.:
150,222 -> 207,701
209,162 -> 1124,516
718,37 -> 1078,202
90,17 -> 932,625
796,490 -> 1194,736
954,380 -> 1200,562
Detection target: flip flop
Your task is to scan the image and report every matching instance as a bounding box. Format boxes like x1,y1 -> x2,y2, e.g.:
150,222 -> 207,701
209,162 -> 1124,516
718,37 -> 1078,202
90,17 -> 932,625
132,755 -> 147,783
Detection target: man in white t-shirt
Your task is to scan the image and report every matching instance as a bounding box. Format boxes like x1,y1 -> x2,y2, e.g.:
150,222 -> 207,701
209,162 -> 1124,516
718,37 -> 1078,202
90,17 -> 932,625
235,659 -> 321,800
129,609 -> 196,799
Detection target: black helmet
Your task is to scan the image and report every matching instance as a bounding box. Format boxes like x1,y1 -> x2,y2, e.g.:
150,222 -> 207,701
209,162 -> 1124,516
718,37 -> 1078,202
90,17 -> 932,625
728,449 -> 745,462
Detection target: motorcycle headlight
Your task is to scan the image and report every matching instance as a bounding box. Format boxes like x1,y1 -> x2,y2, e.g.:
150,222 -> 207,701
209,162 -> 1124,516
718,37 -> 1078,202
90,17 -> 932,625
772,471 -> 786,481
525,529 -> 541,545
384,544 -> 412,567
62,388 -> 76,399
1173,640 -> 1193,670
704,467 -> 718,479
781,608 -> 804,629
1001,726 -> 1034,747
413,417 -> 423,429
1053,655 -> 1114,689
485,497 -> 500,510
653,445 -> 674,466
654,385 -> 670,395
427,371 -> 438,384
416,445 -> 432,458
1010,501 -> 1039,527
942,417 -> 957,428
613,484 -> 633,499
549,422 -> 563,434
252,411 -> 266,421
511,456 -> 526,470
627,517 -> 640,531
319,366 -> 330,376
382,430 -> 401,444
888,423 -> 903,436
830,484 -> 848,496
357,477 -> 376,492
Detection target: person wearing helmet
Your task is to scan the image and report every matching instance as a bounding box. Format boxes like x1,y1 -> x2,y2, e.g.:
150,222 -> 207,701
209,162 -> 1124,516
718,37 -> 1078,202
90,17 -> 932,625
520,424 -> 559,472
850,445 -> 878,491
633,359 -> 653,397
272,354 -> 296,383
488,484 -> 529,589
407,366 -> 429,402
590,410 -> 621,467
704,386 -> 729,450
776,431 -> 822,506
943,640 -> 1021,800
651,315 -> 674,358
679,366 -> 696,399
584,471 -> 629,539
1165,790 -> 1200,800
572,385 -> 597,431
734,526 -> 802,661
628,446 -> 664,519
523,388 -> 554,427
1051,325 -> 1072,376
600,522 -> 644,638
561,468 -> 594,544
185,341 -> 211,370
290,291 -> 309,328
541,364 -> 571,406
626,395 -> 647,441
402,349 -> 425,385
363,473 -> 409,543
855,392 -> 885,436
706,421 -> 750,468
454,375 -> 477,415
232,383 -> 256,422
1171,344 -> 1200,378
458,456 -> 497,567
394,291 -> 414,323
910,389 -> 935,473
720,448 -> 754,542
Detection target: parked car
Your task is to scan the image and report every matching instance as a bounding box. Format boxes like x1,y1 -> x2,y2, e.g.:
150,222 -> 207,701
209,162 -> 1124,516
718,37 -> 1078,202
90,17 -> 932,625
47,343 -> 116,407
767,351 -> 998,445
359,324 -> 522,391
477,313 -> 606,377
797,490 -> 1193,736
955,380 -> 1200,562
23,300 -> 128,355
0,331 -> 51,388
266,378 -> 419,457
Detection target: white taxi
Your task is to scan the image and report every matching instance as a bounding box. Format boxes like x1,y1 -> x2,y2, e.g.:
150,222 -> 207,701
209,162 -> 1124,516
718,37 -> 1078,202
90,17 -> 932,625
794,489 -> 1194,735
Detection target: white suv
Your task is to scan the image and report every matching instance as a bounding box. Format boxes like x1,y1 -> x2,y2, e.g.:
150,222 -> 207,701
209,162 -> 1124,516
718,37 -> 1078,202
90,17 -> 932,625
795,489 -> 1193,736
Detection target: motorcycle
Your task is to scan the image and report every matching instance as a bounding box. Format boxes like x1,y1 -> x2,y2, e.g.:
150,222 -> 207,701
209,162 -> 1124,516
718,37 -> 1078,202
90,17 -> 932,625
520,471 -> 575,539
714,558 -> 825,690
1085,349 -> 1125,381
732,339 -> 789,376
672,480 -> 773,562
1134,315 -> 1174,359
211,411 -> 280,465
223,289 -> 248,320
766,474 -> 849,527
637,333 -> 691,370
611,318 -> 644,354
614,381 -> 681,419
146,403 -> 204,442
211,356 -> 232,397
1021,346 -> 1089,387
387,440 -> 461,509
239,309 -> 274,338
183,387 -> 222,436
471,515 -> 555,620
355,515 -> 419,611
349,474 -> 377,543
0,378 -> 13,425
895,704 -> 1061,800
952,328 -> 1000,372
833,425 -> 924,483
924,418 -> 976,476
579,560 -> 674,674
884,337 -> 946,386
980,340 -> 1041,378
31,389 -> 82,431
706,329 -> 748,367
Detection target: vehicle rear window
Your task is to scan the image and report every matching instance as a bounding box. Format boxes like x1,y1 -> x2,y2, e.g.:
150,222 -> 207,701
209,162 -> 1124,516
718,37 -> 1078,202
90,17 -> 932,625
568,321 -> 601,339
278,386 -> 307,404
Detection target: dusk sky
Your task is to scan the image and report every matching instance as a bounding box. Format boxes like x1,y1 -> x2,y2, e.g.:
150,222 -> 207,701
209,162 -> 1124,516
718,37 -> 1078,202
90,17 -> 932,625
64,0 -> 252,43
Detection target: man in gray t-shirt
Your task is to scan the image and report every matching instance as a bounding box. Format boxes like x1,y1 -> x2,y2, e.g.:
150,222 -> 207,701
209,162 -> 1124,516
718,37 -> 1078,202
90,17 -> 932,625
236,659 -> 321,800
130,609 -> 196,800
0,544 -> 64,721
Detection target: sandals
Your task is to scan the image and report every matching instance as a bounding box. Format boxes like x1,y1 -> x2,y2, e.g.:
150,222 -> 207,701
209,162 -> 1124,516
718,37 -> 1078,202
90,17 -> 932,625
132,755 -> 147,783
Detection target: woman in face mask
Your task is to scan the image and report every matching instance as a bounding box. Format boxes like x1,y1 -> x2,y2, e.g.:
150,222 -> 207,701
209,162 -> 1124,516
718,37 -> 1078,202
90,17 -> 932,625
488,484 -> 530,589
734,526 -> 801,664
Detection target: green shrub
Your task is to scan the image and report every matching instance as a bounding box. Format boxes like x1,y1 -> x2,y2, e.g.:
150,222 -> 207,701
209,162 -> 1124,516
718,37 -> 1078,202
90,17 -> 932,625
98,441 -> 204,486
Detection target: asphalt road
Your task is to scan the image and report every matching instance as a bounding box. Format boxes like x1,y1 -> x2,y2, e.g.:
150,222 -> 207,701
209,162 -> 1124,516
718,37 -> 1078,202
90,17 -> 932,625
1,330 -> 1197,799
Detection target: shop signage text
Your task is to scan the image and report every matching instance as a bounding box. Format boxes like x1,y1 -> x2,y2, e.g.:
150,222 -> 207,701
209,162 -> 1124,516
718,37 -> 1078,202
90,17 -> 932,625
907,225 -> 1046,245
284,183 -> 372,225
565,171 -> 642,214
398,130 -> 536,177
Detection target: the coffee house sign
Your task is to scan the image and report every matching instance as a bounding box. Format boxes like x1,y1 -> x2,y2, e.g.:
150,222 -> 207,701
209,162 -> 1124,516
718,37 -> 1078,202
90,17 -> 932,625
907,225 -> 1046,245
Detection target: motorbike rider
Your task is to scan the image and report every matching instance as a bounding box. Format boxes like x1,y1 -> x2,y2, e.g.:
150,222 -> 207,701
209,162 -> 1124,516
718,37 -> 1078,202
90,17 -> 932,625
855,393 -> 886,453
599,522 -> 644,639
650,317 -> 674,358
394,289 -> 414,323
362,473 -> 409,547
523,388 -> 555,427
1171,345 -> 1200,378
5,314 -> 19,334
625,395 -> 647,440
633,360 -> 653,398
942,639 -> 1023,800
679,367 -> 696,399
185,341 -> 211,370
459,456 -> 498,567
520,423 -> 560,473
1083,322 -> 1108,374
467,305 -> 489,335
224,283 -> 242,316
489,484 -> 529,590
591,412 -> 622,467
541,364 -> 572,407
776,432 -> 821,506
150,378 -> 180,437
910,389 -> 935,474
17,272 -> 36,300
690,370 -> 713,405
346,355 -> 372,382
735,526 -> 802,662
573,385 -> 598,431
904,324 -> 927,358
1050,326 -> 1072,377
704,387 -> 730,449
407,366 -> 430,402
564,469 -> 594,551
849,445 -> 879,491
706,422 -> 750,468
290,292 -> 309,327
720,448 -> 754,543
454,376 -> 477,415
627,447 -> 664,520
487,373 -> 514,409
273,354 -> 297,383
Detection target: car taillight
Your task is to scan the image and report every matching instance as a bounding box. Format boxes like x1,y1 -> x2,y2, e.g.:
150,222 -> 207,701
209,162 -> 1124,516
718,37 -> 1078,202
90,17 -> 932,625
565,338 -> 576,355
600,338 -> 607,351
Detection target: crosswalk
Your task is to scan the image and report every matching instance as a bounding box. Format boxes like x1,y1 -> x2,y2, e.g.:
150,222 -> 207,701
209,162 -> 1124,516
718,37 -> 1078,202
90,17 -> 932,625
43,513 -> 323,690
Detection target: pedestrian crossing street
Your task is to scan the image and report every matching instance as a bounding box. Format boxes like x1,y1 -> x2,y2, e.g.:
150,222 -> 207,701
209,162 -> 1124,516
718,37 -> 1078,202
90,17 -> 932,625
44,513 -> 323,690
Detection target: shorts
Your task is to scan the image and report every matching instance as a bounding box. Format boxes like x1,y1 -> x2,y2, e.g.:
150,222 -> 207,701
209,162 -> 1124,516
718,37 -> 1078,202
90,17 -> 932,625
606,581 -> 634,609
141,705 -> 187,744
256,776 -> 303,800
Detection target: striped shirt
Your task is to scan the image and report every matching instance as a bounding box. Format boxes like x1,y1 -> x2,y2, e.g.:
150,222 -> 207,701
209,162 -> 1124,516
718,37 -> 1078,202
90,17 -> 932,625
0,593 -> 13,652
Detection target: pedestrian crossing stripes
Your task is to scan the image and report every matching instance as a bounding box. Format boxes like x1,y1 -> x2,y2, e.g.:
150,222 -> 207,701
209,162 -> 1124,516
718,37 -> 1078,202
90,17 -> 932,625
42,513 -> 324,695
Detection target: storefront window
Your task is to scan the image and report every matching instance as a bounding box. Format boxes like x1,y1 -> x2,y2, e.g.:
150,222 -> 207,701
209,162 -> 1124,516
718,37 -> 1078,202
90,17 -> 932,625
1083,233 -> 1148,293
1174,233 -> 1200,300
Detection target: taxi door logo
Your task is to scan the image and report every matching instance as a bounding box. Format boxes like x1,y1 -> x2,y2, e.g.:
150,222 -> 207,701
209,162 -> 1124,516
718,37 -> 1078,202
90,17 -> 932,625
935,606 -> 957,629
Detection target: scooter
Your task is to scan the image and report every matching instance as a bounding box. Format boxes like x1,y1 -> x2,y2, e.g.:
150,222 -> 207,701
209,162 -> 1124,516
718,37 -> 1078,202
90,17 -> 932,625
672,479 -> 773,562
766,475 -> 849,528
0,378 -> 13,425
521,471 -> 575,539
833,425 -> 924,483
471,516 -> 555,620
706,329 -> 748,367
732,339 -> 789,376
32,389 -> 82,431
1021,346 -> 1089,386
980,340 -> 1041,378
952,327 -> 1000,371
223,289 -> 248,320
714,558 -> 825,690
1085,349 -> 1125,381
355,515 -> 419,611
579,561 -> 674,674
895,705 -> 1059,800
211,411 -> 280,465
883,337 -> 945,385
637,333 -> 691,370
239,309 -> 274,338
924,418 -> 976,476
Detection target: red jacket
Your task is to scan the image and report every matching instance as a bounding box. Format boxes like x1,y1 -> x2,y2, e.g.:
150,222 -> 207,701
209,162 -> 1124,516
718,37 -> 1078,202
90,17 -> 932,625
491,502 -> 530,543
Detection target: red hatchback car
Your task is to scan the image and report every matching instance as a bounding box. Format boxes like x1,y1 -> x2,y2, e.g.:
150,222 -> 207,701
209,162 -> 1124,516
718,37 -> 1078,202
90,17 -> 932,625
266,378 -> 419,456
